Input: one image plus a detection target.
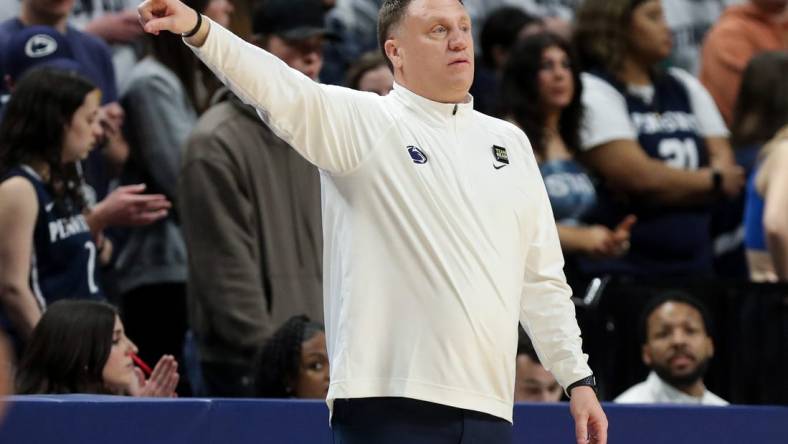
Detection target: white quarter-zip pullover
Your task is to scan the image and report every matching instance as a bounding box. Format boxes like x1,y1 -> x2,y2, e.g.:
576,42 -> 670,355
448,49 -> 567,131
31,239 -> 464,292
189,20 -> 592,422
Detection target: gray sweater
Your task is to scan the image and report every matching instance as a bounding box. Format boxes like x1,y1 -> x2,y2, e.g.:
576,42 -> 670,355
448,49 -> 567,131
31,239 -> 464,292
115,57 -> 197,293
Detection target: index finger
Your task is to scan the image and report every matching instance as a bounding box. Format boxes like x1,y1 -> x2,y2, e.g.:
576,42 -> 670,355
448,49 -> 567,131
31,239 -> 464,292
138,0 -> 157,24
614,214 -> 637,234
115,183 -> 147,194
127,193 -> 169,203
591,421 -> 608,444
150,355 -> 174,381
137,199 -> 172,211
121,9 -> 142,20
164,372 -> 180,397
575,414 -> 589,444
143,16 -> 176,35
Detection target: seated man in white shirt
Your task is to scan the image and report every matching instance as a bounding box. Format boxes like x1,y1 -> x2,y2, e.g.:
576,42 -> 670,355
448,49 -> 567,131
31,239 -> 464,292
615,292 -> 728,406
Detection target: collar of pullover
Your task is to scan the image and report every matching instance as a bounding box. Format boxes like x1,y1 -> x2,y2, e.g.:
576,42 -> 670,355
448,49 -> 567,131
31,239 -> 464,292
389,82 -> 474,125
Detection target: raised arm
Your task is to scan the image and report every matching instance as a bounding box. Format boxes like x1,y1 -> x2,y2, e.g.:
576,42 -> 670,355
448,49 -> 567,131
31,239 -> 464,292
138,0 -> 389,174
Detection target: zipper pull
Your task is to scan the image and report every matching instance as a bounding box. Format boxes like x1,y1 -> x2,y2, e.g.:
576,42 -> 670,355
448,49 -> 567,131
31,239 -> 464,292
452,104 -> 458,116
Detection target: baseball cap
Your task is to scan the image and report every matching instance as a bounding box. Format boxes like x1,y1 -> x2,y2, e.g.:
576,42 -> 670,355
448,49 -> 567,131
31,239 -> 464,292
252,0 -> 337,40
2,25 -> 85,82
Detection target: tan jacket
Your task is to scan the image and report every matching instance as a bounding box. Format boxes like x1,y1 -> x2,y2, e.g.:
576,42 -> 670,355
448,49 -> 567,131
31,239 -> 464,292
178,90 -> 323,365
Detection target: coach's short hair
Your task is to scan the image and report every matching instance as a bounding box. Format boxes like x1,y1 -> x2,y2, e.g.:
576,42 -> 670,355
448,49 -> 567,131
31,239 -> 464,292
377,0 -> 464,72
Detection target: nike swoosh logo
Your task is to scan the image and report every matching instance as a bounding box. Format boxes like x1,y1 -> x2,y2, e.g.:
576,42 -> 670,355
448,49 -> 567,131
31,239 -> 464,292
493,164 -> 507,170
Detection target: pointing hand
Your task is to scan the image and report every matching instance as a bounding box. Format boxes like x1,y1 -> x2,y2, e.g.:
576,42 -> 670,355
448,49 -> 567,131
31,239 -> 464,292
138,0 -> 199,35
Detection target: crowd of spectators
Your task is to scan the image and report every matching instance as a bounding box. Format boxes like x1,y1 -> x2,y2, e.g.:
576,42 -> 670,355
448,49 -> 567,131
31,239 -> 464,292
0,0 -> 785,407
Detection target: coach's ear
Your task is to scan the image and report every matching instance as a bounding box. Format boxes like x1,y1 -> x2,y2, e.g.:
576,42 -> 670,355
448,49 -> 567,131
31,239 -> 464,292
384,37 -> 403,71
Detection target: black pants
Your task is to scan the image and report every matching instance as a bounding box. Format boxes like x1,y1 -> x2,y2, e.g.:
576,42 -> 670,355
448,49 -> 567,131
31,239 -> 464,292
120,282 -> 190,396
331,397 -> 512,444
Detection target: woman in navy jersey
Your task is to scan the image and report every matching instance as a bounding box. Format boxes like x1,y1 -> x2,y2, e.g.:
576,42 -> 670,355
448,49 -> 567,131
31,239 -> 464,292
500,32 -> 636,275
0,67 -> 104,341
571,0 -> 745,278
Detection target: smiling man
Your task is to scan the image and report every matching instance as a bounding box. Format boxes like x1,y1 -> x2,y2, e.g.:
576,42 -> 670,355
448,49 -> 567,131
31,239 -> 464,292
137,0 -> 607,442
616,292 -> 728,405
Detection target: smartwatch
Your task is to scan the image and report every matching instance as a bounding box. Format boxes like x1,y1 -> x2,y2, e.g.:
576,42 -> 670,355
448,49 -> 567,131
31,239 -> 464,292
567,375 -> 597,397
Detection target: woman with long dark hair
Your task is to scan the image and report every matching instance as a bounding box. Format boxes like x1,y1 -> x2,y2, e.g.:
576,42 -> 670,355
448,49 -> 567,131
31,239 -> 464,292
16,299 -> 179,396
0,68 -> 103,341
501,32 -> 635,264
572,0 -> 745,278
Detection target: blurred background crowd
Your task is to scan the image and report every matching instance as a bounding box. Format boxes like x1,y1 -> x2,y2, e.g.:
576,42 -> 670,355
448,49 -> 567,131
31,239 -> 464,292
0,0 -> 786,407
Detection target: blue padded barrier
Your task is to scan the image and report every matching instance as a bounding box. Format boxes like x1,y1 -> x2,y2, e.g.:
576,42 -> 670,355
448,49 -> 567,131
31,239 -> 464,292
0,396 -> 785,443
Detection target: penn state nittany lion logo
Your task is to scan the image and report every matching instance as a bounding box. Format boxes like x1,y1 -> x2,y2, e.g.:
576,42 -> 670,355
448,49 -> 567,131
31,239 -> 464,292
407,145 -> 428,164
25,34 -> 58,59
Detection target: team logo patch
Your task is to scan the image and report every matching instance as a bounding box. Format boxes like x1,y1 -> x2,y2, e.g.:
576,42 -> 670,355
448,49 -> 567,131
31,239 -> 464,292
492,145 -> 509,164
407,145 -> 428,164
492,145 -> 509,169
25,34 -> 58,58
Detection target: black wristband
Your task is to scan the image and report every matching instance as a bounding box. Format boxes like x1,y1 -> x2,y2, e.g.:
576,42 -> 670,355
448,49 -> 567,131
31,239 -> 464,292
181,10 -> 202,38
567,375 -> 597,397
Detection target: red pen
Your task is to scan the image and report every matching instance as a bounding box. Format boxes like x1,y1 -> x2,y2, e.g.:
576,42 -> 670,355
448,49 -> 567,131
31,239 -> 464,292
131,353 -> 153,377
